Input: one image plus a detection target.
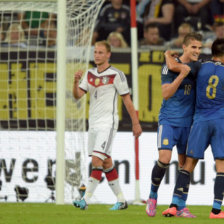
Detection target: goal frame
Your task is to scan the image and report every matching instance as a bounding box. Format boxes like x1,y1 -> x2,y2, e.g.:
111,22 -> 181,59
56,0 -> 66,205
0,0 -> 65,204
0,0 -> 141,204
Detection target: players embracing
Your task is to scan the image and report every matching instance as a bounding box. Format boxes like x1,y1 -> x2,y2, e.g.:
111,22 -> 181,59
162,38 -> 224,219
146,32 -> 203,217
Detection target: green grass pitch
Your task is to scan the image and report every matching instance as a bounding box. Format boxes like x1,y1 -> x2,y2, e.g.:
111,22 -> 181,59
1,203 -> 224,224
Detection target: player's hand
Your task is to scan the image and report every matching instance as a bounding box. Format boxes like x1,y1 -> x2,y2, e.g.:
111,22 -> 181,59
180,64 -> 191,78
132,123 -> 142,138
74,70 -> 83,83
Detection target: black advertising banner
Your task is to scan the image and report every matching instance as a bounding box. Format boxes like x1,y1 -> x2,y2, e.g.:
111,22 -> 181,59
0,50 -> 210,131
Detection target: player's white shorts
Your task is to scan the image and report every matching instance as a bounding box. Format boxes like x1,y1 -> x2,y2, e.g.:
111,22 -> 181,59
88,127 -> 117,160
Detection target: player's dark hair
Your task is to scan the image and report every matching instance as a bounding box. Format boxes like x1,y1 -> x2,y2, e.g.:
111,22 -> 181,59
183,32 -> 203,46
212,38 -> 224,57
95,40 -> 111,52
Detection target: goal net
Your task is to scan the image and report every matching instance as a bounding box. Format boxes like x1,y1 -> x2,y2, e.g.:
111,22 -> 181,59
0,0 -> 104,203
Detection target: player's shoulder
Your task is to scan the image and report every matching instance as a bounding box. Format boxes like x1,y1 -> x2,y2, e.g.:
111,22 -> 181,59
161,64 -> 169,75
88,67 -> 96,73
109,66 -> 124,75
201,60 -> 224,71
202,60 -> 224,65
162,57 -> 180,75
109,66 -> 126,81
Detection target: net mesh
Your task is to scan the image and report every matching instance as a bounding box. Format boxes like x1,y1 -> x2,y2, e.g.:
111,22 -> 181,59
0,0 -> 104,203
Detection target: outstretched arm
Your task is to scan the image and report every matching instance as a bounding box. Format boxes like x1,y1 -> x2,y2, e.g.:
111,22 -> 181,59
73,70 -> 86,99
122,94 -> 142,138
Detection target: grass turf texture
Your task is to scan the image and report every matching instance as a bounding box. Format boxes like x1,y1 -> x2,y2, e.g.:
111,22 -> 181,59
1,203 -> 224,224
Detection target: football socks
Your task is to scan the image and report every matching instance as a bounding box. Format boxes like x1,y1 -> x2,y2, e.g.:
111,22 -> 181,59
105,167 -> 125,203
212,172 -> 224,212
149,160 -> 169,199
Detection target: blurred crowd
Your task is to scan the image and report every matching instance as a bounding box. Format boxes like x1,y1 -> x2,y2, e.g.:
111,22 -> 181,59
0,0 -> 223,51
95,0 -> 224,52
0,11 -> 57,48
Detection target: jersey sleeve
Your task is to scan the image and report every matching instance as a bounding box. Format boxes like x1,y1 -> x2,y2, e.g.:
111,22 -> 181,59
114,71 -> 129,95
161,64 -> 174,84
79,71 -> 88,92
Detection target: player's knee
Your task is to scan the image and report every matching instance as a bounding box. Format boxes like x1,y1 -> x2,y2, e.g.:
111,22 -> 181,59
158,156 -> 171,165
159,150 -> 172,164
157,160 -> 170,169
102,157 -> 113,170
183,157 -> 198,172
92,152 -> 108,164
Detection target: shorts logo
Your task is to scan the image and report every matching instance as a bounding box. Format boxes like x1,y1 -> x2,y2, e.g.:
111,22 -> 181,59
189,150 -> 193,154
163,138 -> 169,145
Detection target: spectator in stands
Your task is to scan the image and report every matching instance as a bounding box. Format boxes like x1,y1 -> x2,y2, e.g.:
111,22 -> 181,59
18,11 -> 54,38
107,31 -> 128,48
174,0 -> 212,32
139,0 -> 174,41
210,0 -> 224,24
0,26 -> 5,42
204,22 -> 224,50
168,22 -> 193,48
0,12 -> 20,41
139,23 -> 164,47
2,23 -> 26,48
40,21 -> 57,48
92,0 -> 130,45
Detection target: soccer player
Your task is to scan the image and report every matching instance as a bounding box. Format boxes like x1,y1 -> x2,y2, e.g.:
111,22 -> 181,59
72,40 -> 142,210
146,32 -> 202,217
162,38 -> 224,219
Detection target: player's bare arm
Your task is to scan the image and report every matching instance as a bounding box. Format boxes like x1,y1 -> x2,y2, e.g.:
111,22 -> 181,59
162,65 -> 191,100
73,70 -> 86,99
165,50 -> 189,72
121,94 -> 142,138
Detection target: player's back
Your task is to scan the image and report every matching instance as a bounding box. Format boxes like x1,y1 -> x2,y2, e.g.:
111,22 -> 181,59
194,61 -> 224,121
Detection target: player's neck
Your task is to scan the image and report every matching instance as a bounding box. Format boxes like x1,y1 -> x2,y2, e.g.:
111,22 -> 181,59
212,56 -> 224,64
179,55 -> 191,63
97,62 -> 110,73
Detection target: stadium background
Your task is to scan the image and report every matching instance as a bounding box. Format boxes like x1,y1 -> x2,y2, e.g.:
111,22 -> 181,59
0,49 -> 210,131
0,48 -> 215,205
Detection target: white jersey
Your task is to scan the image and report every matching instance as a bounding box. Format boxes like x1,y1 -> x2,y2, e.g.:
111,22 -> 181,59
79,66 -> 129,129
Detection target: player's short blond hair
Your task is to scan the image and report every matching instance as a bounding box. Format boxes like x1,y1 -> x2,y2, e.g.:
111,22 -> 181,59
95,40 -> 111,52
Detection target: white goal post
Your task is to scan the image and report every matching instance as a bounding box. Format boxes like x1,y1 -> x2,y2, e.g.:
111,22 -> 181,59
0,0 -> 105,204
0,0 -> 143,205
